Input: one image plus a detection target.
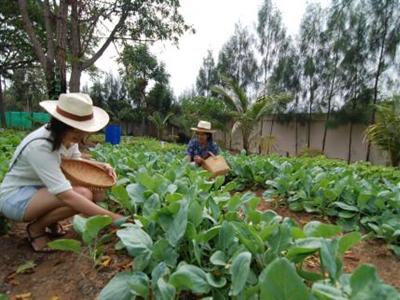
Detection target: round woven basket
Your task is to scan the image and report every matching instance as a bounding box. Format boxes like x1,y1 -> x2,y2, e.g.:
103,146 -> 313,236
60,159 -> 116,190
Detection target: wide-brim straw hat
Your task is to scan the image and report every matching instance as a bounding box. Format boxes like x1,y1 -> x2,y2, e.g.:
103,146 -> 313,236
191,120 -> 216,133
40,93 -> 109,132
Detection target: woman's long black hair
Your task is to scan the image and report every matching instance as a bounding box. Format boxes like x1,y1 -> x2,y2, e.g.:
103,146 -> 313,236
46,117 -> 73,151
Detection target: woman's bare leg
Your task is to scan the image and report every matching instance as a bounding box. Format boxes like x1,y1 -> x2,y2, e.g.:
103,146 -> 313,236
92,190 -> 107,202
24,186 -> 93,251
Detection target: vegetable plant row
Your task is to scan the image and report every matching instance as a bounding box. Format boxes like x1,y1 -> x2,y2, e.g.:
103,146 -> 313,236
61,141 -> 398,299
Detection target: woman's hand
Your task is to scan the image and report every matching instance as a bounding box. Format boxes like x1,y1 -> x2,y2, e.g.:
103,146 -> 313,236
102,163 -> 117,180
194,155 -> 204,165
93,161 -> 116,180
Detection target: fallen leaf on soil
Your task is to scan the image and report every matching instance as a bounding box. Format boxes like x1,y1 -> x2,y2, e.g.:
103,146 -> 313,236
15,292 -> 32,300
50,296 -> 60,300
100,256 -> 112,267
116,261 -> 132,271
5,272 -> 19,286
344,252 -> 360,261
16,261 -> 36,274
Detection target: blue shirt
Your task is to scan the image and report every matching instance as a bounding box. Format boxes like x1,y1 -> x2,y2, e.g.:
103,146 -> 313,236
186,138 -> 219,161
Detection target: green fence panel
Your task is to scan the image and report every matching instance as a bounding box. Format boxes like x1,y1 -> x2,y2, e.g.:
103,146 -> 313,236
3,112 -> 51,129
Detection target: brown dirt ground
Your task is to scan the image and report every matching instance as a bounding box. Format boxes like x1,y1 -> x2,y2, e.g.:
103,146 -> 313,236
256,193 -> 400,289
1,192 -> 399,299
0,221 -> 131,300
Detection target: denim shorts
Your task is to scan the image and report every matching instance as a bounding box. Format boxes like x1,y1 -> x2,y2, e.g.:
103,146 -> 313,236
1,186 -> 41,221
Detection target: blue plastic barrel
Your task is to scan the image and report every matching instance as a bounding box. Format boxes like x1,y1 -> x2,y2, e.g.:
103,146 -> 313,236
105,124 -> 121,145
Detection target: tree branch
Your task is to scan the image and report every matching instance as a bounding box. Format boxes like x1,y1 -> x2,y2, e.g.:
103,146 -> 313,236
18,0 -> 47,69
81,11 -> 128,70
43,0 -> 55,63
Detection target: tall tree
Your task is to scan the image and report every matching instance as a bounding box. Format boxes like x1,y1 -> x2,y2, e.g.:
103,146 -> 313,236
365,0 -> 400,161
120,44 -> 168,110
256,0 -> 288,95
0,1 -> 38,125
216,23 -> 258,94
298,3 -> 325,149
337,1 -> 370,163
320,0 -> 348,152
268,40 -> 302,154
196,50 -> 218,96
15,0 -> 190,98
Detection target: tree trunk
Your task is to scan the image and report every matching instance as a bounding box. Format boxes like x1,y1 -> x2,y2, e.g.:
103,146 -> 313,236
322,53 -> 338,153
295,97 -> 299,155
45,64 -> 58,99
0,76 -> 6,128
322,93 -> 332,153
242,128 -> 250,154
267,117 -> 275,154
69,0 -> 81,92
56,0 -> 68,93
366,10 -> 389,162
390,150 -> 400,167
347,121 -> 354,164
18,0 -> 58,99
69,63 -> 82,92
258,117 -> 264,154
307,79 -> 314,149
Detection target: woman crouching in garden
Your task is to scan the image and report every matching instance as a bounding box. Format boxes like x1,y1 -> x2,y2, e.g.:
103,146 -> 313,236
186,120 -> 219,166
0,93 -> 123,252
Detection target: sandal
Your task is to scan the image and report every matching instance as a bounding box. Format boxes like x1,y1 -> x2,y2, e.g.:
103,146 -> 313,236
46,223 -> 67,238
26,223 -> 55,253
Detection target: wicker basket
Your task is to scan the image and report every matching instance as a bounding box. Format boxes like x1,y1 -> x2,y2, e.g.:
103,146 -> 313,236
202,155 -> 230,177
60,159 -> 116,190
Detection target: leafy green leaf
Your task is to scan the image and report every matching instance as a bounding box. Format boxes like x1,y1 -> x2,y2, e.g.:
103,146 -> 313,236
137,172 -> 157,191
230,251 -> 252,296
350,264 -> 400,300
166,199 -> 189,246
338,232 -> 362,255
332,202 -> 359,212
320,239 -> 340,280
73,215 -> 87,235
206,273 -> 227,288
152,239 -> 178,267
210,250 -> 227,266
156,278 -> 176,300
48,239 -> 82,253
117,224 -> 153,257
82,215 -> 112,244
126,183 -> 146,204
303,221 -> 342,238
311,282 -> 348,300
99,272 -> 134,300
260,258 -> 310,300
112,185 -> 133,211
169,264 -> 211,295
128,272 -> 149,298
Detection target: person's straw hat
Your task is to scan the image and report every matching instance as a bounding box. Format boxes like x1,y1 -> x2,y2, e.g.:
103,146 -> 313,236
191,120 -> 216,133
40,93 -> 109,132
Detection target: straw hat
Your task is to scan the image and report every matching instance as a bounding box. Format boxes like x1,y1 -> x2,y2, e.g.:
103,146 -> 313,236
191,120 -> 216,133
40,93 -> 109,132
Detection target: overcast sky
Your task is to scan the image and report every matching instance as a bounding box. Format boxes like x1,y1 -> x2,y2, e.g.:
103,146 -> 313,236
91,0 -> 330,96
